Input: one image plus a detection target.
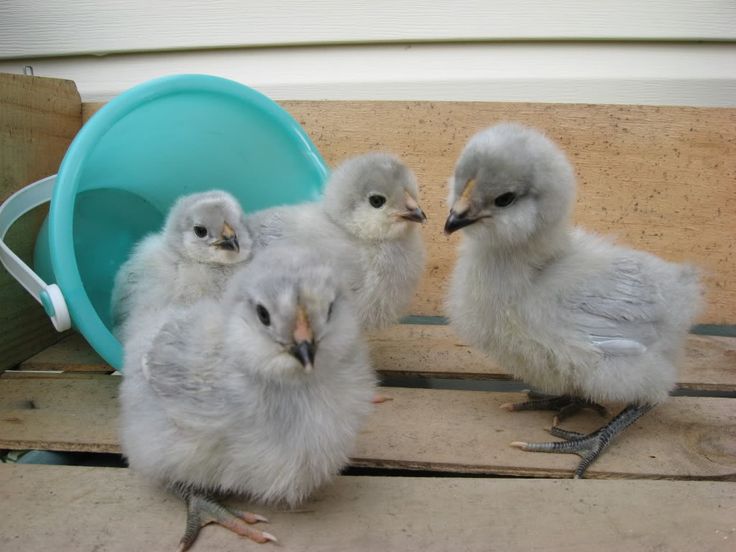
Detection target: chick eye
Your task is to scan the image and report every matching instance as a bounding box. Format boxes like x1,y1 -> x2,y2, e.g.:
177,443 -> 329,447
193,225 -> 208,238
256,304 -> 271,326
494,192 -> 517,208
368,194 -> 386,208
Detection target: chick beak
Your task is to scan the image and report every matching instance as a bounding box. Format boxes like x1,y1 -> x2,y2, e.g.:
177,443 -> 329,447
444,178 -> 479,234
212,222 -> 240,252
399,194 -> 428,223
291,305 -> 316,373
444,209 -> 478,234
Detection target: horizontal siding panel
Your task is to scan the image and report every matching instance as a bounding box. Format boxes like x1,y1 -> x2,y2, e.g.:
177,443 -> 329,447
2,43 -> 735,106
1,0 -> 735,59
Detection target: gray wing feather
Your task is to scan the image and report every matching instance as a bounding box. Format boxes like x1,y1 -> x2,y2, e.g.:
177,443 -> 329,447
143,314 -> 239,426
567,257 -> 661,355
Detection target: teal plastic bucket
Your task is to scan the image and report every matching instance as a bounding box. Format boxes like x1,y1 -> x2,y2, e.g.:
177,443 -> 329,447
15,74 -> 327,370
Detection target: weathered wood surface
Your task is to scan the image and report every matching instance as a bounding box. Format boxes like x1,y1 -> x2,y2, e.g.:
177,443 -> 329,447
19,333 -> 113,373
83,101 -> 736,324
21,329 -> 736,392
369,325 -> 736,392
0,374 -> 119,452
1,375 -> 733,479
1,464 -> 734,552
0,74 -> 81,371
287,102 -> 736,324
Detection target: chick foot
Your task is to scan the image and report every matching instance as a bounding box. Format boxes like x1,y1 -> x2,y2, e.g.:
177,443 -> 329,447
177,493 -> 276,552
510,403 -> 653,478
500,391 -> 609,424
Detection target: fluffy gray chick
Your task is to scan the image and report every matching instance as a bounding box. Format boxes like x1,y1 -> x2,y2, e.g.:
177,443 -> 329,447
247,152 -> 427,330
111,190 -> 252,342
119,244 -> 376,549
444,122 -> 702,478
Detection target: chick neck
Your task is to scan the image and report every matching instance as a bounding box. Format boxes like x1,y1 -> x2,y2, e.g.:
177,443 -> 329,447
471,220 -> 572,286
323,205 -> 416,245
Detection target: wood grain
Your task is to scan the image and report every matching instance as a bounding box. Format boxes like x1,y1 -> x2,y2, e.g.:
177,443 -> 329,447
283,101 -> 736,324
21,328 -> 736,392
0,73 -> 81,372
1,464 -> 735,552
0,374 -> 119,453
369,325 -> 736,392
1,376 -> 733,480
84,101 -> 736,323
19,333 -> 113,373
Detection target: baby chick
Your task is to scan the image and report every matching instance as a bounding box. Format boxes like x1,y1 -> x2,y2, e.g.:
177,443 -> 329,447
444,122 -> 702,478
247,152 -> 427,330
111,190 -> 252,342
119,244 -> 376,549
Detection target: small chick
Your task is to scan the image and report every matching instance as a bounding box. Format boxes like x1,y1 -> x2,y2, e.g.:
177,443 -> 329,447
111,190 -> 252,342
444,122 -> 702,478
119,244 -> 376,549
247,152 -> 427,330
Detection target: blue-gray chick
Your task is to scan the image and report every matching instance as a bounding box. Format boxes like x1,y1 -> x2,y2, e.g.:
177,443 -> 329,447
444,122 -> 702,478
246,153 -> 427,330
119,244 -> 376,549
111,190 -> 252,342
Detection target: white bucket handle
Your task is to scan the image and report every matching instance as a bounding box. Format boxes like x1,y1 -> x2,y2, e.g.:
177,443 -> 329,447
0,175 -> 71,332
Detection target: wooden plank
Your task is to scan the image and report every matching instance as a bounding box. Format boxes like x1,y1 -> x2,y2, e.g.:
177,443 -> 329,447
19,333 -> 113,373
369,325 -> 736,392
0,73 -> 81,372
1,377 -> 733,479
286,101 -> 736,324
0,375 -> 119,453
1,465 -> 734,552
83,101 -> 736,323
355,388 -> 736,480
2,1 -> 735,59
22,328 -> 736,392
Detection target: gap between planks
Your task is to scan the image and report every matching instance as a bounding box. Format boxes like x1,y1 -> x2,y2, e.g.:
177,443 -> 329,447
18,328 -> 736,393
1,464 -> 734,552
0,376 -> 734,480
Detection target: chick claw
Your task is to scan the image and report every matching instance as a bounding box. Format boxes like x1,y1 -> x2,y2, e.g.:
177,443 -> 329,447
510,403 -> 653,479
371,394 -> 393,404
500,391 -> 609,424
178,494 -> 276,551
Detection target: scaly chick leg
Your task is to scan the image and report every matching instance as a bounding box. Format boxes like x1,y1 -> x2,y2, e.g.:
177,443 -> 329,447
500,391 -> 609,424
177,493 -> 276,552
510,403 -> 653,479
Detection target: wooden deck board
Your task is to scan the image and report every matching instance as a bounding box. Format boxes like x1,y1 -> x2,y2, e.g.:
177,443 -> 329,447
369,325 -> 736,392
0,74 -> 81,372
1,376 -> 733,480
21,329 -> 736,392
1,464 -> 734,552
18,333 -> 113,373
283,101 -> 736,324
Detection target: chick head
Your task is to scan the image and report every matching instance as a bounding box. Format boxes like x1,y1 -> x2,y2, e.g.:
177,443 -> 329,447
323,153 -> 426,241
164,190 -> 252,265
224,246 -> 356,383
445,123 -> 575,248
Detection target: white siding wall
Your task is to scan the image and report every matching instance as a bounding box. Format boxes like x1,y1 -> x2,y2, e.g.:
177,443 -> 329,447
1,1 -> 735,105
